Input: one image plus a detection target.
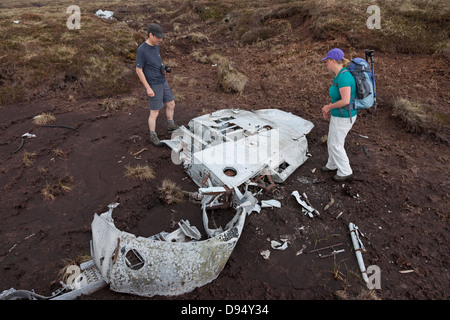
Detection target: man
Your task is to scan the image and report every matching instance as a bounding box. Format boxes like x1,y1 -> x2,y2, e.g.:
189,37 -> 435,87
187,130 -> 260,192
136,23 -> 178,146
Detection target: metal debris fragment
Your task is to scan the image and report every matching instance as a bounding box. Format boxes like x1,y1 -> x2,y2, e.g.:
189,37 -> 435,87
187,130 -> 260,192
362,145 -> 370,157
260,250 -> 270,260
132,148 -> 148,156
22,132 -> 37,138
309,243 -> 344,259
323,194 -> 335,211
349,222 -> 369,283
261,199 -> 281,208
270,240 -> 288,250
399,270 -> 415,274
91,199 -> 248,297
291,190 -> 320,218
302,192 -> 320,217
162,109 -> 314,188
295,244 -> 307,256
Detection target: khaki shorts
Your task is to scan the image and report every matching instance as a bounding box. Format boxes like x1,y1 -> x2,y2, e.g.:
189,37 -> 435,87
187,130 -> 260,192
147,80 -> 174,110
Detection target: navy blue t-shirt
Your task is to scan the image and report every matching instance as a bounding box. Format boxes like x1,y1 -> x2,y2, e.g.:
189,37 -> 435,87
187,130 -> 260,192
136,42 -> 165,86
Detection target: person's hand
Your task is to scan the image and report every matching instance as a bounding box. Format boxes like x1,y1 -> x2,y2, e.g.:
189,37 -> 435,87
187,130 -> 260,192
146,87 -> 155,97
321,105 -> 331,119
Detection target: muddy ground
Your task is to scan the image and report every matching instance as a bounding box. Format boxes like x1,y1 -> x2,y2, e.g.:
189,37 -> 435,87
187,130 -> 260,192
1,22 -> 449,302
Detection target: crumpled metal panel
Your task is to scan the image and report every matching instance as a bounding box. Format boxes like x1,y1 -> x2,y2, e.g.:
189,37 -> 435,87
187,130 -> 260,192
162,109 -> 314,187
91,205 -> 246,298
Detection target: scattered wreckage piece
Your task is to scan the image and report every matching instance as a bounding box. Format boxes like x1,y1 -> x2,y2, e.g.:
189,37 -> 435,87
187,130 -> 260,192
291,191 -> 320,218
260,199 -> 281,208
51,260 -> 106,300
90,202 -> 247,298
0,260 -> 106,300
309,243 -> 344,259
323,194 -> 335,211
302,192 -> 320,217
349,222 -> 369,284
270,240 -> 288,250
162,109 -> 314,189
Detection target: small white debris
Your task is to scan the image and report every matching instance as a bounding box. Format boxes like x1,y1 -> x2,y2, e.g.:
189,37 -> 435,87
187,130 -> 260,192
95,9 -> 114,19
270,240 -> 288,250
260,250 -> 270,260
399,270 -> 415,274
261,199 -> 281,208
296,244 -> 307,256
22,133 -> 36,138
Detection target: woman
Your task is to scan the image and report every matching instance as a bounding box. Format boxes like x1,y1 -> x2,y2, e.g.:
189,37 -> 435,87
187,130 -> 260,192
320,48 -> 357,182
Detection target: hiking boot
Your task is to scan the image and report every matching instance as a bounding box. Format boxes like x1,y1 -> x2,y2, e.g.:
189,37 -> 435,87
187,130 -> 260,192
333,174 -> 352,182
321,166 -> 336,172
167,121 -> 179,132
150,133 -> 163,147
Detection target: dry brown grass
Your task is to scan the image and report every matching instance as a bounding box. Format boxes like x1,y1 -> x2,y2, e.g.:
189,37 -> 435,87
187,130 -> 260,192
392,98 -> 450,143
0,0 -> 447,106
41,175 -> 74,200
211,54 -> 248,94
22,151 -> 37,167
124,164 -> 155,181
102,96 -> 140,112
0,0 -> 139,104
33,113 -> 56,126
55,253 -> 92,287
335,289 -> 382,300
52,148 -> 69,159
158,179 -> 184,204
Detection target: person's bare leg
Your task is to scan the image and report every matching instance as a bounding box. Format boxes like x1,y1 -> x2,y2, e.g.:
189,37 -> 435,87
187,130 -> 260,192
148,109 -> 159,132
165,100 -> 175,121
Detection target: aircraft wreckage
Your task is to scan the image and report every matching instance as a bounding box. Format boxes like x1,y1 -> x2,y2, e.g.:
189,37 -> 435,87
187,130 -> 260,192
1,109 -> 314,300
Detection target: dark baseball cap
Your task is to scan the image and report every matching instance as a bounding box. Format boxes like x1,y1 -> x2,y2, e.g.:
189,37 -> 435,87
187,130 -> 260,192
147,23 -> 165,39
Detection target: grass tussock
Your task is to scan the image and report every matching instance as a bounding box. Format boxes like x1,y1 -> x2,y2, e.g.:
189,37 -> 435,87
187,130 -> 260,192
335,289 -> 381,300
211,54 -> 247,94
22,151 -> 37,167
0,3 -> 138,104
158,179 -> 184,204
33,113 -> 56,125
124,164 -> 155,181
41,175 -> 74,200
102,96 -> 140,112
392,98 -> 450,144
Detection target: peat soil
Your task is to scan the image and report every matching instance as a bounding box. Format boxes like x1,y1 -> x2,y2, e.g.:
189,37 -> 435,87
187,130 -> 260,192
0,46 -> 449,301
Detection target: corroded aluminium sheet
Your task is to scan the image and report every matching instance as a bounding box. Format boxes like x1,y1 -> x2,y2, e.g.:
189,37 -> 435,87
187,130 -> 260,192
91,207 -> 246,297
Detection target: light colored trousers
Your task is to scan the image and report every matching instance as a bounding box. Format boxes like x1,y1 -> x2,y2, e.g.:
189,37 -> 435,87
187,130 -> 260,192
326,115 -> 357,177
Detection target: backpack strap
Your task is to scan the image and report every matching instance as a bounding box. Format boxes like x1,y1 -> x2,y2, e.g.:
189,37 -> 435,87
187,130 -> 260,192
333,69 -> 354,123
